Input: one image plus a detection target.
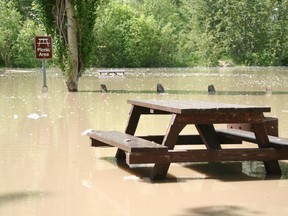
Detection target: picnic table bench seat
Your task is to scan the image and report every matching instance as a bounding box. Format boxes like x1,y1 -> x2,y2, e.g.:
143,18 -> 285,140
87,130 -> 168,153
216,128 -> 288,147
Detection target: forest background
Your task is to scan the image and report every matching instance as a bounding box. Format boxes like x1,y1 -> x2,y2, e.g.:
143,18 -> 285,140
1,0 -> 288,69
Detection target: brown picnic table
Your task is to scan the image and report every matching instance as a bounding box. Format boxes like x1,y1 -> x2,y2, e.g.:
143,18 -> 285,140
88,99 -> 288,180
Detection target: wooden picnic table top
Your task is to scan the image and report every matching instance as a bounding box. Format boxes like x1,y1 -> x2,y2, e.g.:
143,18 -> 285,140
127,99 -> 271,114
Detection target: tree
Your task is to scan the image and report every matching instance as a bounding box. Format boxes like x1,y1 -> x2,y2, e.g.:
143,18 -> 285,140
93,1 -> 167,67
269,0 -> 288,65
0,1 -> 21,66
190,0 -> 288,66
35,0 -> 98,91
135,0 -> 194,66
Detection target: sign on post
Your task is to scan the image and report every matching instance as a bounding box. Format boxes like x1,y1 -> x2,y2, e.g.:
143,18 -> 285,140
35,36 -> 52,59
35,36 -> 53,93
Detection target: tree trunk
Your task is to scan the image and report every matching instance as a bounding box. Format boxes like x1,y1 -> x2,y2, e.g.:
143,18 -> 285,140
65,0 -> 79,92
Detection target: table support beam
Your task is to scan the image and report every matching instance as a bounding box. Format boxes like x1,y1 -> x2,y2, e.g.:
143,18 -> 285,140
253,123 -> 282,175
150,114 -> 185,180
116,105 -> 149,160
196,124 -> 221,150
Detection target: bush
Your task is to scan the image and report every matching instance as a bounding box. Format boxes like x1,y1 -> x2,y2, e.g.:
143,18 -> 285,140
92,2 -> 177,67
12,19 -> 43,68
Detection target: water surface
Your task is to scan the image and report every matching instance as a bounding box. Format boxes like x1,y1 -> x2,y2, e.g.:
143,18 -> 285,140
1,67 -> 288,216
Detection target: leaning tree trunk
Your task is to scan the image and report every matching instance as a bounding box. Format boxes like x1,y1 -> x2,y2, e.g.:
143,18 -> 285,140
65,0 -> 79,92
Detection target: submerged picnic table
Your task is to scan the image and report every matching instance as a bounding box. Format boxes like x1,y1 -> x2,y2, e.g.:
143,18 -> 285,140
97,69 -> 125,76
88,99 -> 288,180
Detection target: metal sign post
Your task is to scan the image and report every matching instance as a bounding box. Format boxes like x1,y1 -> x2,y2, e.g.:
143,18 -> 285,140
35,36 -> 52,93
42,59 -> 48,93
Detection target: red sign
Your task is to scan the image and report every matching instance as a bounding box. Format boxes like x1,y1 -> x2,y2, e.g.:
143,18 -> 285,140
35,36 -> 52,59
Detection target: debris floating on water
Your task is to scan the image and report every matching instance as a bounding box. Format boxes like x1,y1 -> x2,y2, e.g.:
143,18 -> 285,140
27,113 -> 40,120
81,180 -> 92,188
81,129 -> 94,136
123,175 -> 140,181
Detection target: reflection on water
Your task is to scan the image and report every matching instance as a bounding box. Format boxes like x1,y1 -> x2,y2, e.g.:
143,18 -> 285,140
0,191 -> 49,205
186,205 -> 262,216
1,67 -> 288,216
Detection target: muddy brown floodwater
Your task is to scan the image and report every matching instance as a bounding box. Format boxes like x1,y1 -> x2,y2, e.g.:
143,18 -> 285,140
1,67 -> 288,216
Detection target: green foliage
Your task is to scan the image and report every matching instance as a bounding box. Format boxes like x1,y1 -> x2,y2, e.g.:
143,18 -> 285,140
124,15 -> 161,67
34,0 -> 55,34
0,1 -> 21,66
12,19 -> 44,68
93,2 -> 162,67
93,1 -> 185,67
2,0 -> 288,68
74,0 -> 98,74
192,0 -> 288,66
13,0 -> 35,19
134,0 -> 195,66
0,1 -> 48,68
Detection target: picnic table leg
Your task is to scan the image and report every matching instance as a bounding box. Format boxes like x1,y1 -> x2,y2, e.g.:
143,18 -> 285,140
196,124 -> 221,149
252,123 -> 282,175
150,114 -> 185,180
115,105 -> 148,160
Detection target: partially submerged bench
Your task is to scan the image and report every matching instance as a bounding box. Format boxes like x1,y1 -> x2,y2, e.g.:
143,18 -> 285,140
88,130 -> 242,150
87,115 -> 288,172
88,130 -> 168,154
87,129 -> 288,165
216,128 -> 288,148
87,130 -> 244,165
217,116 -> 288,147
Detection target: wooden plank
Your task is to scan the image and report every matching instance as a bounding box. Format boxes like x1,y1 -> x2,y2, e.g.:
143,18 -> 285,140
88,130 -> 168,153
116,105 -> 149,160
251,123 -> 281,175
217,129 -> 260,144
173,112 -> 264,124
125,106 -> 148,135
91,138 -> 111,147
138,134 -> 242,144
196,124 -> 221,149
217,129 -> 288,146
227,116 -> 279,136
126,148 -> 288,164
150,115 -> 185,180
127,99 -> 271,114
